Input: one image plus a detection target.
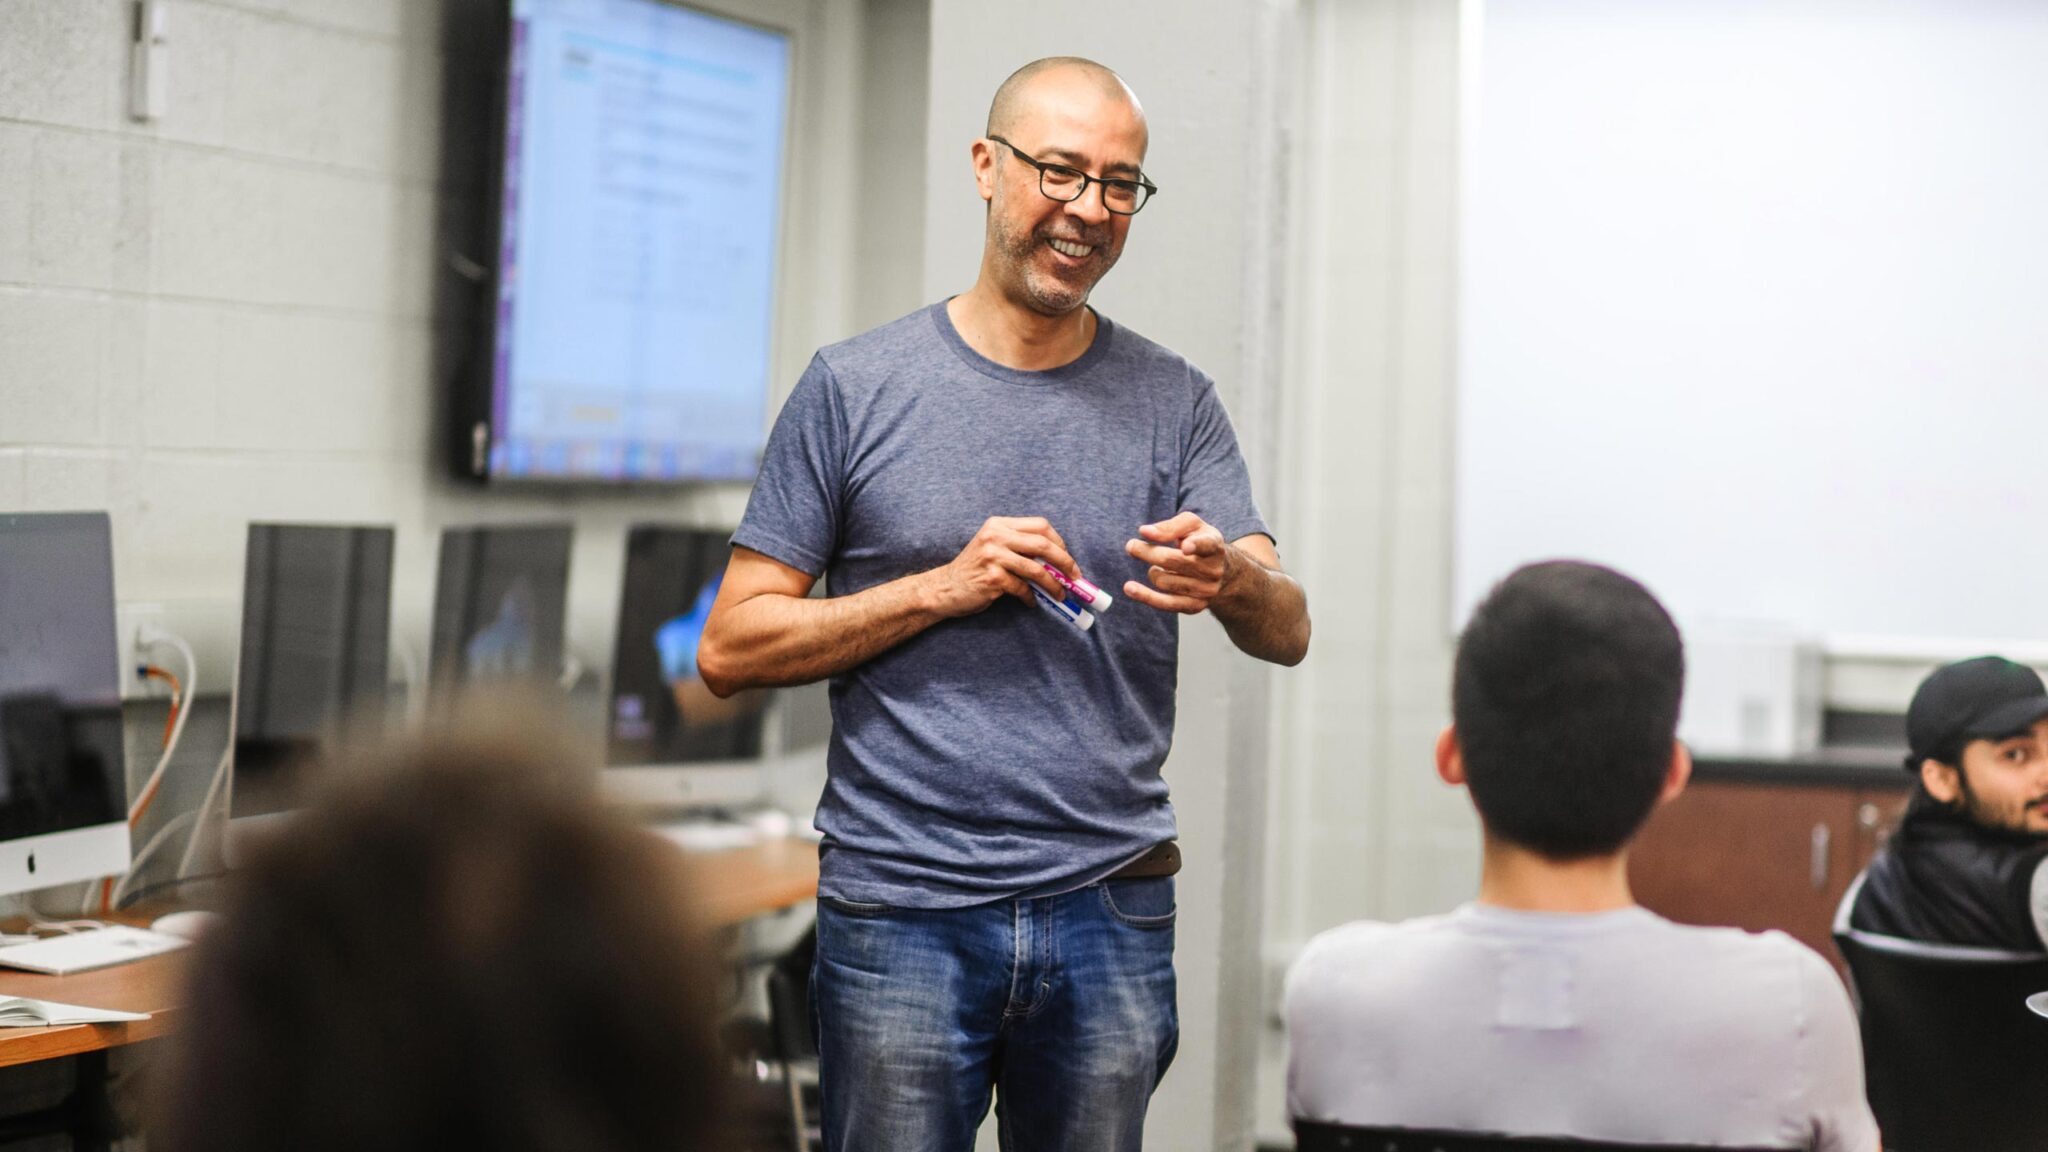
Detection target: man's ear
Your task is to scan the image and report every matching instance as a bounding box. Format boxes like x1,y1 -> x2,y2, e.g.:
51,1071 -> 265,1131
1921,757 -> 1963,805
971,138 -> 997,203
1435,724 -> 1465,787
1657,740 -> 1693,806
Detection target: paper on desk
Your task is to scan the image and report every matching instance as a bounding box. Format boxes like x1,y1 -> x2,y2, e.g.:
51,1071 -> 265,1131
0,997 -> 148,1026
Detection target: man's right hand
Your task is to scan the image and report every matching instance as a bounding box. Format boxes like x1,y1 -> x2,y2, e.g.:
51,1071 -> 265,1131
922,516 -> 1081,618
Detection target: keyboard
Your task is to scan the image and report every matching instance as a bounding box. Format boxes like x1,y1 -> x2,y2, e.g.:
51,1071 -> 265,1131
653,818 -> 762,853
0,926 -> 190,975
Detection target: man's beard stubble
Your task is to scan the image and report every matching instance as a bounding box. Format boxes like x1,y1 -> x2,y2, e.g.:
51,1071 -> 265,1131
992,195 -> 1116,316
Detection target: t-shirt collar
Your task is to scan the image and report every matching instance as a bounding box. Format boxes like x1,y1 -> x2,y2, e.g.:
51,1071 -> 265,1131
927,299 -> 1114,387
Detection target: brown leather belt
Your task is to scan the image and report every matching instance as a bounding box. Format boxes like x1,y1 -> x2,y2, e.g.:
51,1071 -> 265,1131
1104,841 -> 1181,880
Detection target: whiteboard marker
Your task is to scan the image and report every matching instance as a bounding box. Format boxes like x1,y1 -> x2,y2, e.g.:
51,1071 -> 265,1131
1043,565 -> 1113,614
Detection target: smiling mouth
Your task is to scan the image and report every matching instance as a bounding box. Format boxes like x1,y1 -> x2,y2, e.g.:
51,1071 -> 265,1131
1046,237 -> 1095,259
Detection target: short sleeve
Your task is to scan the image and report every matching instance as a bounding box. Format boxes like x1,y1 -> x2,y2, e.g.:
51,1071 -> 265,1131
1796,949 -> 1883,1152
732,354 -> 847,576
1180,373 -> 1272,547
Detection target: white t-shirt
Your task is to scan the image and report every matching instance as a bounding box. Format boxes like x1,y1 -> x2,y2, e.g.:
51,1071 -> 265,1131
1284,904 -> 1879,1151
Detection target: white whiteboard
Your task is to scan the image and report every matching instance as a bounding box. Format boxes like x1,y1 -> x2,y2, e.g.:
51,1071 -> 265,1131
1455,0 -> 2048,649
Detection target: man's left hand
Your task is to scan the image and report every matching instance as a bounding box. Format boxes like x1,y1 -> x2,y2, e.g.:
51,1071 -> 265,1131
1124,512 -> 1233,615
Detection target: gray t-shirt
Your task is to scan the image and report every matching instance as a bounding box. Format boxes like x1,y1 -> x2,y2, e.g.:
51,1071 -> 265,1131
1285,904 -> 1879,1151
734,303 -> 1269,907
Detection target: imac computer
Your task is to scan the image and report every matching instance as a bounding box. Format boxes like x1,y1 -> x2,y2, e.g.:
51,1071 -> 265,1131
0,513 -> 132,895
228,523 -> 396,821
429,524 -> 573,689
598,522 -> 839,807
603,526 -> 777,809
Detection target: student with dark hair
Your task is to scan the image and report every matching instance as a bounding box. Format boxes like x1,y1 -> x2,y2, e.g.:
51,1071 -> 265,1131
1285,561 -> 1878,1150
152,716 -> 729,1152
1849,655 -> 2048,950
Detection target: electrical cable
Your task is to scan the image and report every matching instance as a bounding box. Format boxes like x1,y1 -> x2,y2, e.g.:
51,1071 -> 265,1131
143,665 -> 182,745
110,870 -> 228,911
108,809 -> 200,911
395,640 -> 425,724
175,663 -> 241,881
89,628 -> 196,916
125,629 -> 196,825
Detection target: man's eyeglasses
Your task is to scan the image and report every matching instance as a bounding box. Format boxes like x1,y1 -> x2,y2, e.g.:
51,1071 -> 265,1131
987,135 -> 1157,216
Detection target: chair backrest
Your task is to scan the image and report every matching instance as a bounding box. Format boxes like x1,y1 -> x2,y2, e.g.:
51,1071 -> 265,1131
1831,922 -> 2048,1152
764,924 -> 817,1062
1293,1121 -> 1781,1152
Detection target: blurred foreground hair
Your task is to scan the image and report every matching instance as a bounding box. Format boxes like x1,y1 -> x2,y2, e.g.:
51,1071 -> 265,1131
155,698 -> 728,1152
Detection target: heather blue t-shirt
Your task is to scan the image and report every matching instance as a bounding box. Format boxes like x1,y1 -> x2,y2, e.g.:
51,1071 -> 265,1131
733,302 -> 1269,907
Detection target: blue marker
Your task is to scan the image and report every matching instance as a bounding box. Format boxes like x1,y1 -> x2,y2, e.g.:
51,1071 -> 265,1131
1032,584 -> 1097,631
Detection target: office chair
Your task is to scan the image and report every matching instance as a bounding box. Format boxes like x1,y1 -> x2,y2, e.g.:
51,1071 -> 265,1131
726,924 -> 818,1152
1832,878 -> 2048,1152
763,925 -> 819,1152
1293,1121 -> 1781,1151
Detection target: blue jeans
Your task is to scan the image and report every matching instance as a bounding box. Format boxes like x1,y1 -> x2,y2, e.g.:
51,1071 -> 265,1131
811,877 -> 1179,1152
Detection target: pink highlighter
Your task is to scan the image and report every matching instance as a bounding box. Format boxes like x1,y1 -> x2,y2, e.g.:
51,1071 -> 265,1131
1044,565 -> 1114,615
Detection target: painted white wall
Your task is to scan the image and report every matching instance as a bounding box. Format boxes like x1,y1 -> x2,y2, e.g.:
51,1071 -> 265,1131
1456,0 -> 2048,650
920,3 -> 1298,1148
1253,0 -> 1470,1142
851,0 -> 930,334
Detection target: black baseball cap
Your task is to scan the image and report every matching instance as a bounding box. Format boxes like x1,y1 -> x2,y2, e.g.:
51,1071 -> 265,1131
1905,656 -> 2048,771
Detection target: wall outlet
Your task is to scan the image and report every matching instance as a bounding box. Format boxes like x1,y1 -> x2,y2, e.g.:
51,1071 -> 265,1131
115,599 -> 240,701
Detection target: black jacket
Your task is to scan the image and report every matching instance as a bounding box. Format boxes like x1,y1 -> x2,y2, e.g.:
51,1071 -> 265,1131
1850,793 -> 2048,952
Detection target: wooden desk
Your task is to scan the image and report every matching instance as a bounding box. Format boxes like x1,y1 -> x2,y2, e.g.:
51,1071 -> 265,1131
0,950 -> 184,1071
688,835 -> 821,926
0,836 -> 819,1072
0,931 -> 185,1150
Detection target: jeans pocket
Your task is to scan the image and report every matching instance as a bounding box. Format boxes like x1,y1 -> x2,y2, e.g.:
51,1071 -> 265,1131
1100,876 -> 1176,928
819,895 -> 896,918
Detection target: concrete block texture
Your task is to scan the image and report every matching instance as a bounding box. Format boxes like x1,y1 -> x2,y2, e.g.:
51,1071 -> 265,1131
0,290 -> 111,445
0,0 -> 123,131
221,0 -> 408,41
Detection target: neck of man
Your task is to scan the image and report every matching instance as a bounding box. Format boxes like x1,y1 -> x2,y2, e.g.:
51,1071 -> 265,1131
1476,835 -> 1637,914
947,278 -> 1096,372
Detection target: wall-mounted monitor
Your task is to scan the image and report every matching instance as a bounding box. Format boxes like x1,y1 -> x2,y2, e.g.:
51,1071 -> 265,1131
0,512 -> 130,896
463,0 -> 793,485
230,523 -> 396,821
429,524 -> 573,689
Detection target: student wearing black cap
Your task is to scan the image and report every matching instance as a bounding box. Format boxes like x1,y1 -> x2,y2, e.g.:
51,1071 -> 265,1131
1848,656 -> 2048,950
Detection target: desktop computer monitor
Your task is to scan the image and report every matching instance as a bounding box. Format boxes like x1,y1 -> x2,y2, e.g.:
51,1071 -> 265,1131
603,526 -> 770,808
0,513 -> 131,895
429,524 -> 572,689
229,523 -> 396,820
608,527 -> 764,761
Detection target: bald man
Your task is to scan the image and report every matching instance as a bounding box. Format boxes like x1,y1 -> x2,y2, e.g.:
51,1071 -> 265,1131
699,57 -> 1309,1152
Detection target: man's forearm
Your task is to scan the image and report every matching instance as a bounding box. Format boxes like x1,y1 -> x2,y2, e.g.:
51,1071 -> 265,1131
1212,547 -> 1311,666
699,572 -> 944,695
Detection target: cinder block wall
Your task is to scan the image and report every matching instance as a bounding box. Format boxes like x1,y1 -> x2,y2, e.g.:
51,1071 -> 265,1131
0,0 -> 929,723
0,0 -> 935,899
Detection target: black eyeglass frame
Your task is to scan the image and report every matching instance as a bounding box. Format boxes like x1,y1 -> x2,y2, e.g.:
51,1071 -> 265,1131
986,135 -> 1159,216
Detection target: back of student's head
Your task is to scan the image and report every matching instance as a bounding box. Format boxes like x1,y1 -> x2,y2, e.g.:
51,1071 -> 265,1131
1453,560 -> 1685,859
155,707 -> 728,1152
